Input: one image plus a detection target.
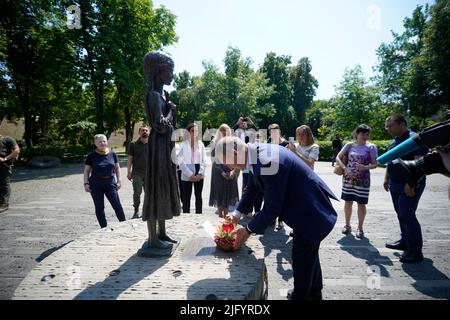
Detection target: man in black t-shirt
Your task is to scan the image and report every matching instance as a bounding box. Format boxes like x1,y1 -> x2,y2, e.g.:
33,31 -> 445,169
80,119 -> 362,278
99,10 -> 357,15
127,125 -> 149,219
0,134 -> 20,213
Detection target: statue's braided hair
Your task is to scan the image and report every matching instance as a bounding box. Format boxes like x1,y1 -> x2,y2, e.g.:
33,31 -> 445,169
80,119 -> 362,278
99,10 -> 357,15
143,51 -> 174,89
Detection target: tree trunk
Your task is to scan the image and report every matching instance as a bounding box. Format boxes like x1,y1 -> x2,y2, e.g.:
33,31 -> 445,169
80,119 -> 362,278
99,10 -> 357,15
16,79 -> 33,148
96,79 -> 104,133
85,46 -> 104,134
124,105 -> 133,151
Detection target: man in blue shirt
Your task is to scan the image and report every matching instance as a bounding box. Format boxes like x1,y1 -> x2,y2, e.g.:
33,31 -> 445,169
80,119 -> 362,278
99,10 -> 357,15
215,136 -> 338,300
384,115 -> 429,263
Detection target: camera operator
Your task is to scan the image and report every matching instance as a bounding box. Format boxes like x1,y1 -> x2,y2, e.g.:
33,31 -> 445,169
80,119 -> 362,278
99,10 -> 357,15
391,110 -> 450,198
383,115 -> 429,263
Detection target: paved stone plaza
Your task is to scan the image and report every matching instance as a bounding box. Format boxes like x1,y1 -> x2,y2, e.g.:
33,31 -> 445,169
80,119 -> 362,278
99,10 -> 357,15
1,153 -> 449,300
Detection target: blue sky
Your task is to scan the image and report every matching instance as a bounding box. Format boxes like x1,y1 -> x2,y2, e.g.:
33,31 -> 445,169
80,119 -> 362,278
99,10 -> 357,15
152,0 -> 434,100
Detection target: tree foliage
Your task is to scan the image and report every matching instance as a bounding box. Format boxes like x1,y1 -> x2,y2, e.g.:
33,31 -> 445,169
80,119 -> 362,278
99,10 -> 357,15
1,0 -> 177,149
375,3 -> 448,120
291,57 -> 319,126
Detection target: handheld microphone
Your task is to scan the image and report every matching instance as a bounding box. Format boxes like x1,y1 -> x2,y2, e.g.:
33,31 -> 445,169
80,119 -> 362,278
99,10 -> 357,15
377,119 -> 450,165
377,136 -> 420,165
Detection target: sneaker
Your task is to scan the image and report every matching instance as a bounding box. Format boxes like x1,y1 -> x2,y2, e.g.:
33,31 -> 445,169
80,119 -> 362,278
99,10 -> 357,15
342,225 -> 352,235
355,229 -> 364,239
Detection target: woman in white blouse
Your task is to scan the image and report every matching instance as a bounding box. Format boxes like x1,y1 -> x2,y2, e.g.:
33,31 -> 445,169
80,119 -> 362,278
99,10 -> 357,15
177,123 -> 207,214
288,125 -> 320,170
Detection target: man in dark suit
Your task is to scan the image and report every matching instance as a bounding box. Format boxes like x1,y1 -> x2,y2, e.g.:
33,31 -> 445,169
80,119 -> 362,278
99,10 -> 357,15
215,136 -> 338,300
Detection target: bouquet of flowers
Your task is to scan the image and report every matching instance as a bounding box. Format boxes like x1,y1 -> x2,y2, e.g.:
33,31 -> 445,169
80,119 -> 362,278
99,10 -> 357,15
214,216 -> 237,251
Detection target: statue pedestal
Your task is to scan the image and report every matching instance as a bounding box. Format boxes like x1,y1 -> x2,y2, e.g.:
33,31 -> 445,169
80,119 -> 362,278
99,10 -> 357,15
13,213 -> 267,300
137,241 -> 179,257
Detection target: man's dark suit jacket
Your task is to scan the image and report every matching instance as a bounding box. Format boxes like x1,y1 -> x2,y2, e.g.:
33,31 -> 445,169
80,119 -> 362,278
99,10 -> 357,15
237,144 -> 338,243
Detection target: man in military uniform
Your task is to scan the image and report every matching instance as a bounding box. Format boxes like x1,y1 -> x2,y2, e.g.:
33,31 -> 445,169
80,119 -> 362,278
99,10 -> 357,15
127,125 -> 149,219
0,134 -> 20,213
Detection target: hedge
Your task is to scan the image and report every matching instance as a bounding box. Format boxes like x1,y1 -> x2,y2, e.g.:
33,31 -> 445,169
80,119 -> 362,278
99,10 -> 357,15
16,145 -> 89,166
316,140 -> 392,161
15,140 -> 394,167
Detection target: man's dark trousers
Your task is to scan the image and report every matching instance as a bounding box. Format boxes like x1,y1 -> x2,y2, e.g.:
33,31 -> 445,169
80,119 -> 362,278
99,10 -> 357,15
291,232 -> 323,300
0,165 -> 11,207
389,182 -> 425,254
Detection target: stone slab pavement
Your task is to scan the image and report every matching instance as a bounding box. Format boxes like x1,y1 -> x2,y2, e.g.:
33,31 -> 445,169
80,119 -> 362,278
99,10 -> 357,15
1,154 -> 449,300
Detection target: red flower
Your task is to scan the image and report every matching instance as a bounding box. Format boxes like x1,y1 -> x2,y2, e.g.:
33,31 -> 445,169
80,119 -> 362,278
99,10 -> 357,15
222,223 -> 234,233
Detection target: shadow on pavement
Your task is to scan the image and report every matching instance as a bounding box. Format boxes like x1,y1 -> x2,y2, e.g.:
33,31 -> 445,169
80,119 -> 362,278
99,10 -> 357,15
337,234 -> 393,278
259,226 -> 292,282
186,244 -> 267,300
12,162 -> 128,182
74,250 -> 170,300
36,241 -> 74,263
399,256 -> 450,299
12,163 -> 85,182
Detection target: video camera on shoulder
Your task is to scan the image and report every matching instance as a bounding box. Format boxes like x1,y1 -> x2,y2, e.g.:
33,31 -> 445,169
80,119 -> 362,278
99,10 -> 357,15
377,116 -> 450,165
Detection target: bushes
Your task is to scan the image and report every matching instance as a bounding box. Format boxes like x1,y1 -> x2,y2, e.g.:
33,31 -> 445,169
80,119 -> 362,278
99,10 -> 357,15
316,140 -> 392,161
16,145 -> 89,166
15,139 -> 394,166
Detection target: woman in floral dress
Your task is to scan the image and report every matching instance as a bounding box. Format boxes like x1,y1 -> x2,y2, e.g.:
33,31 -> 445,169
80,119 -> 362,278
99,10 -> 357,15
336,124 -> 378,239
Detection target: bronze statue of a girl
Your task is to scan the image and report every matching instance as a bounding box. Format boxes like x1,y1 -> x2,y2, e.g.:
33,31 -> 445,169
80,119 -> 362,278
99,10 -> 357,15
139,52 -> 181,256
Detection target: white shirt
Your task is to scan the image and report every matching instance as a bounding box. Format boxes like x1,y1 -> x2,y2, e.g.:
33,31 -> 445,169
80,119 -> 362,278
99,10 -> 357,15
177,140 -> 207,181
296,143 -> 319,170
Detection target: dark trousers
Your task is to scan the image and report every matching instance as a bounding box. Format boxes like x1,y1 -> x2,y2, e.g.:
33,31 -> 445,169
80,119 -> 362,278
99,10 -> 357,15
180,164 -> 203,213
243,172 -> 263,214
291,233 -> 323,300
0,166 -> 11,206
177,169 -> 183,199
331,149 -> 340,165
389,183 -> 425,254
132,174 -> 145,212
180,179 -> 203,213
253,194 -> 263,212
242,172 -> 249,194
89,178 -> 126,228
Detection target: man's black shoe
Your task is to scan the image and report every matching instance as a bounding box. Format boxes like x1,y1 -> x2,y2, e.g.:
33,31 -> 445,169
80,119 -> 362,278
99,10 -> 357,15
287,289 -> 297,300
400,252 -> 424,263
385,240 -> 407,251
287,289 -> 322,300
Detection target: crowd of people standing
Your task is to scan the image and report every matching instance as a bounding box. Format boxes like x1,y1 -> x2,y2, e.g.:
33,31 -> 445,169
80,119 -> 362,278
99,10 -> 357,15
0,112 -> 438,300
78,115 -> 430,261
43,109 -> 435,299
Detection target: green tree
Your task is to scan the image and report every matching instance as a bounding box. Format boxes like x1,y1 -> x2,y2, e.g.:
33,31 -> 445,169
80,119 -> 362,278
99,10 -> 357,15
0,0 -> 79,147
306,99 -> 336,139
258,52 -> 292,133
172,47 -> 273,132
375,5 -> 432,118
334,66 -> 384,139
104,0 -> 177,146
291,57 -> 319,126
421,0 -> 450,113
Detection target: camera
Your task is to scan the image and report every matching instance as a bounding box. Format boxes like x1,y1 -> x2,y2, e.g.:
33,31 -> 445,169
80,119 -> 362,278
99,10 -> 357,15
393,151 -> 448,188
389,113 -> 450,188
279,140 -> 290,147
